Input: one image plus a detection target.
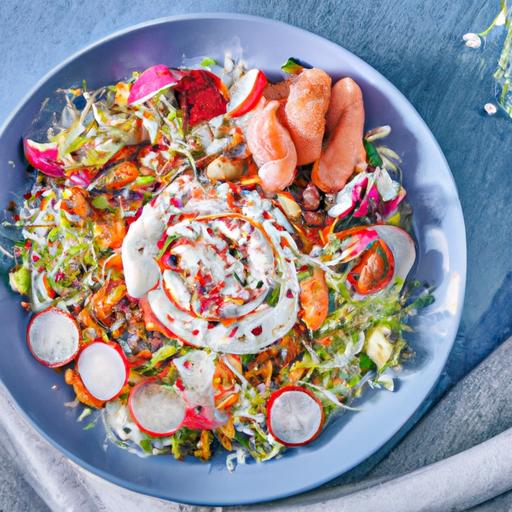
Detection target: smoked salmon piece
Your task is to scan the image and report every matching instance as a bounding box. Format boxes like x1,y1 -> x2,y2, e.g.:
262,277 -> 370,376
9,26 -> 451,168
284,68 -> 331,165
312,77 -> 366,193
247,99 -> 297,195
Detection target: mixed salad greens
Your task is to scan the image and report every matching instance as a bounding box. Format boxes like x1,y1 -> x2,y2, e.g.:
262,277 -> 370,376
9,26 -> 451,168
6,54 -> 432,468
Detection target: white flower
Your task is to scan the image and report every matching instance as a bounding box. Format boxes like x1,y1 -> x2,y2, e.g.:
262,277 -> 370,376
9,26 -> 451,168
484,103 -> 497,115
463,33 -> 482,48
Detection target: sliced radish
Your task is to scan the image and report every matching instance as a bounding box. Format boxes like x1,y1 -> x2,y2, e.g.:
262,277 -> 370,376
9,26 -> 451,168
267,386 -> 324,447
128,65 -> 180,106
227,69 -> 267,118
23,139 -> 64,178
77,342 -> 128,401
372,225 -> 416,285
26,307 -> 79,367
128,381 -> 186,437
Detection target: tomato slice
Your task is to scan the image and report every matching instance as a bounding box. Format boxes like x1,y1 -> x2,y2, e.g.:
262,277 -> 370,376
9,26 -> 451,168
347,238 -> 394,295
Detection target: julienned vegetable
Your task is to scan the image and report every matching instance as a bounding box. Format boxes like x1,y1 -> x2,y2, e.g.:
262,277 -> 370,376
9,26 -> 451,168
7,56 -> 432,468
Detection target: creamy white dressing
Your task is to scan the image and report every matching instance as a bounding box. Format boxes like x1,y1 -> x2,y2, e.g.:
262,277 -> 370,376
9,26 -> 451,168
174,351 -> 228,427
103,400 -> 147,450
122,175 -> 300,354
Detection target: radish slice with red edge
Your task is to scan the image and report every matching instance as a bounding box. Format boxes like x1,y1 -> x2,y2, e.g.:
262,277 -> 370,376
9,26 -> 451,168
27,307 -> 80,367
128,382 -> 186,437
23,139 -> 64,177
372,225 -> 416,286
267,385 -> 324,447
227,69 -> 267,118
128,65 -> 181,106
77,342 -> 128,401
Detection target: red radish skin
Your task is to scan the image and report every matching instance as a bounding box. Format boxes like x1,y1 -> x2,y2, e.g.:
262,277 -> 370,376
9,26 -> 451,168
128,65 -> 180,105
372,225 -> 416,286
267,385 -> 325,447
128,381 -> 186,437
76,342 -> 129,402
26,307 -> 80,368
181,405 -> 225,431
227,69 -> 268,118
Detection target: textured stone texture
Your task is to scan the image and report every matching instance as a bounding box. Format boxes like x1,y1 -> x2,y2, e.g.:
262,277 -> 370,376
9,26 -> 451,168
0,439 -> 49,512
0,0 -> 510,510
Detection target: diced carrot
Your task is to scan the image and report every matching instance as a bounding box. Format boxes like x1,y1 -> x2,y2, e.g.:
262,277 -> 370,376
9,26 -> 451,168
104,252 -> 123,272
64,368 -> 104,409
62,187 -> 91,219
315,336 -> 332,346
104,161 -> 139,190
94,215 -> 126,250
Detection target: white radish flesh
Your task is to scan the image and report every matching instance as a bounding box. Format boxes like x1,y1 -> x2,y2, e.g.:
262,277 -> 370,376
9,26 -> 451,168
27,308 -> 79,367
77,342 -> 128,401
373,225 -> 416,285
129,382 -> 186,436
268,387 -> 324,446
227,69 -> 266,117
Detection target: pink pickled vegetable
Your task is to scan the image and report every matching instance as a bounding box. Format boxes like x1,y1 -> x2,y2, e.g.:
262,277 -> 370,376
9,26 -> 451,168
23,139 -> 64,177
128,65 -> 181,106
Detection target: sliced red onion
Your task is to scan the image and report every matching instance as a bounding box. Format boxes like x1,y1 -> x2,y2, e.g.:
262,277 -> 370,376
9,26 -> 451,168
381,186 -> 406,218
23,139 -> 64,177
353,183 -> 379,218
327,173 -> 369,218
328,168 -> 403,220
128,65 -> 181,106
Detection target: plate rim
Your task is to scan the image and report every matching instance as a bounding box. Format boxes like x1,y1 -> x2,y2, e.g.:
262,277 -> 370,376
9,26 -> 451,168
0,12 -> 467,506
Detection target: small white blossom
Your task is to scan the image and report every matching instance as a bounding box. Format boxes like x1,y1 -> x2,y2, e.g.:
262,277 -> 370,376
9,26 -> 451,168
484,103 -> 497,115
463,33 -> 482,48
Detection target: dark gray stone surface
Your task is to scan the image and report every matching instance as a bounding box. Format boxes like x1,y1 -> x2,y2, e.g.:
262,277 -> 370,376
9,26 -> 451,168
0,440 -> 49,512
0,0 -> 510,510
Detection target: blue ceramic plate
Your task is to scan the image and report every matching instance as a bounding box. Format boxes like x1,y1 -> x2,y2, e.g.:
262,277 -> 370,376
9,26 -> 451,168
0,14 -> 466,506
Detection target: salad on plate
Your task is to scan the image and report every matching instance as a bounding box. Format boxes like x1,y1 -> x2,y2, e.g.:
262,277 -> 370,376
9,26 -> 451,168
6,54 -> 432,468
